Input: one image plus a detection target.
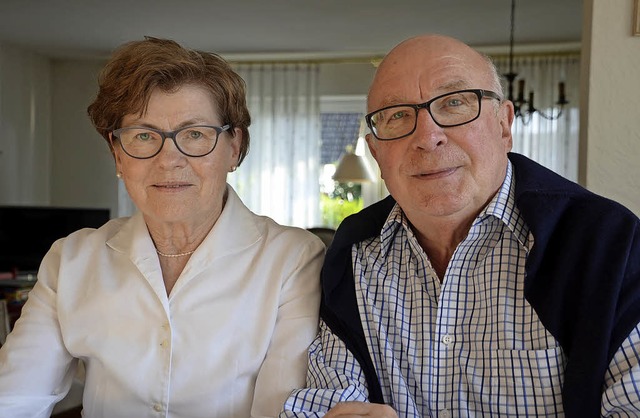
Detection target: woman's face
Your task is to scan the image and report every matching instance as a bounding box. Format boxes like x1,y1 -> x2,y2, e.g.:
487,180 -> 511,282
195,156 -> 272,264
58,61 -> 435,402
112,84 -> 241,227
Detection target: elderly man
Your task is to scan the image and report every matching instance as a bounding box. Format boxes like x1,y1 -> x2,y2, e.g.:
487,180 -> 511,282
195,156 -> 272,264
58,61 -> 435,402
281,34 -> 640,418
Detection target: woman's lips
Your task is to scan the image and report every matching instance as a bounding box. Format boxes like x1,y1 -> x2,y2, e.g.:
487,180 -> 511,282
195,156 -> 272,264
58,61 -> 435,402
152,182 -> 192,190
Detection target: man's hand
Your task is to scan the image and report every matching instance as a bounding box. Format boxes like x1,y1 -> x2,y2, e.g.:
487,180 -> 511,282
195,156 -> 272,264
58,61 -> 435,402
323,401 -> 398,417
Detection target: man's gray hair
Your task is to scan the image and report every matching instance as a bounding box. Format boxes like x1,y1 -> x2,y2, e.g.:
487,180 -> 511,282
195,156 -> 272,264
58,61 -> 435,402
481,53 -> 504,97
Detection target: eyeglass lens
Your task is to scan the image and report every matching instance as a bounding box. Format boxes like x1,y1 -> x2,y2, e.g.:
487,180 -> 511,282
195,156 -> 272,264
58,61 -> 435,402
369,90 -> 483,140
117,126 -> 220,158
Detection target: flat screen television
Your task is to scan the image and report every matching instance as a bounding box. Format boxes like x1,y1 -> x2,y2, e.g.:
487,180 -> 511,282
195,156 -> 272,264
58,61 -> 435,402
0,206 -> 110,273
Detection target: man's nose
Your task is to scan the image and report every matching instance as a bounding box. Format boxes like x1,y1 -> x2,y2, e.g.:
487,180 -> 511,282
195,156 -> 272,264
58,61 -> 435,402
410,108 -> 448,150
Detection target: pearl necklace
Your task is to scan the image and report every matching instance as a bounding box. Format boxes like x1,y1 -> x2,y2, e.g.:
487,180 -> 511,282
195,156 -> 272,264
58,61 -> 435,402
156,248 -> 196,258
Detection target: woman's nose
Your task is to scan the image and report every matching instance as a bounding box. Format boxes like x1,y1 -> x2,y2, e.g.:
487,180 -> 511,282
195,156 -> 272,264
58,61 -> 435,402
156,136 -> 187,163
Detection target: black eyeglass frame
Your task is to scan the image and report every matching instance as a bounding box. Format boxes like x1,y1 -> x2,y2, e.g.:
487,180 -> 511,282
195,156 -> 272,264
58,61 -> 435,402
365,89 -> 502,141
111,124 -> 231,159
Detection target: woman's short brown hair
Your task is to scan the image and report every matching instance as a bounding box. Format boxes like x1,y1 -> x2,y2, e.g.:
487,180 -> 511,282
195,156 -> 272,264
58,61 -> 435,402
87,37 -> 251,165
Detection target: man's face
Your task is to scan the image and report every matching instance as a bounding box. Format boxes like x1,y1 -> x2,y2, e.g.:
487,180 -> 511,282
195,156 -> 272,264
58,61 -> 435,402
366,36 -> 514,225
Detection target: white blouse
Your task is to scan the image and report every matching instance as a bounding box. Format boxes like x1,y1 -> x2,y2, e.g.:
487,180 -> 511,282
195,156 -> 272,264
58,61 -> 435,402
0,186 -> 324,418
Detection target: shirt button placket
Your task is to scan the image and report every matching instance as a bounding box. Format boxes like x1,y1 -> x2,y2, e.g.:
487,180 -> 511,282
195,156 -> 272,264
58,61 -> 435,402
155,321 -> 171,416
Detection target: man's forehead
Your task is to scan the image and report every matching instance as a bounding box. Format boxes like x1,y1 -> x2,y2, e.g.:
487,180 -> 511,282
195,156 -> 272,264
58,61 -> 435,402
367,73 -> 476,110
368,45 -> 491,105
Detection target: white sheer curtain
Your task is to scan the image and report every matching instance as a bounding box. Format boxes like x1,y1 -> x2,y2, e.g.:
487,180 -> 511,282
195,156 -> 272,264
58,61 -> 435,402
229,63 -> 321,227
492,54 -> 581,181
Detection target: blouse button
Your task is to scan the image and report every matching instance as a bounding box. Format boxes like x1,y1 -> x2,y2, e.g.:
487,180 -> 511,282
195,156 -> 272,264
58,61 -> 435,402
442,334 -> 453,346
439,408 -> 451,418
153,403 -> 163,412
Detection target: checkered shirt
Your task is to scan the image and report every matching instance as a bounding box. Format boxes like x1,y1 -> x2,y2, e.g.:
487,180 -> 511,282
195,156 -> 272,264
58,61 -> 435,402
282,162 -> 640,417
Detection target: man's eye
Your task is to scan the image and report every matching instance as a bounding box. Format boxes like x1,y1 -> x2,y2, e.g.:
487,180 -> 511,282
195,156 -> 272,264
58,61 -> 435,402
445,98 -> 463,107
390,110 -> 408,120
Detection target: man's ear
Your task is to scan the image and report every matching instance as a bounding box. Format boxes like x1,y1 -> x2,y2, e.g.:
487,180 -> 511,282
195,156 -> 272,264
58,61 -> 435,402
365,133 -> 379,161
499,101 -> 515,152
365,133 -> 385,180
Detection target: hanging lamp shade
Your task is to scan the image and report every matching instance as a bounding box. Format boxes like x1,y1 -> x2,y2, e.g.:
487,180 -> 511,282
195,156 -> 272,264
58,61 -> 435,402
332,145 -> 376,183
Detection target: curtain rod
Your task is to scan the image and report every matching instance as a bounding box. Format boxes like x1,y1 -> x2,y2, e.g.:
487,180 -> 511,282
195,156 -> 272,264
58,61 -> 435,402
225,54 -> 385,66
488,50 -> 581,60
223,42 -> 581,65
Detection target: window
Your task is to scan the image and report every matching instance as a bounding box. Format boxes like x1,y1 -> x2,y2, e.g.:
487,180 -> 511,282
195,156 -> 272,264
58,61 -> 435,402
319,96 -> 386,228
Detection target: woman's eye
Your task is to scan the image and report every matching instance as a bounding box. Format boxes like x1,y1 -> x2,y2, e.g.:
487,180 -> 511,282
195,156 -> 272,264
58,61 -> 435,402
446,98 -> 463,107
135,132 -> 152,141
187,130 -> 203,139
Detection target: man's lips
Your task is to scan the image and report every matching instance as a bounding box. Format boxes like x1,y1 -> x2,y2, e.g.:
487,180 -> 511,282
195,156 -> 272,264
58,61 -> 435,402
412,166 -> 459,179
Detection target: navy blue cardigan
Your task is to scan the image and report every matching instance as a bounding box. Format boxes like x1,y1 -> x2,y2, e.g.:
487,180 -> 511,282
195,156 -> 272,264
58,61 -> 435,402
320,153 -> 640,417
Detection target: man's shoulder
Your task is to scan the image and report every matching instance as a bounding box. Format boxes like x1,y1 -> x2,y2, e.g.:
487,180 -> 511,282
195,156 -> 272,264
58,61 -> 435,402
509,152 -> 639,229
321,195 -> 395,297
331,195 -> 396,250
509,152 -> 587,198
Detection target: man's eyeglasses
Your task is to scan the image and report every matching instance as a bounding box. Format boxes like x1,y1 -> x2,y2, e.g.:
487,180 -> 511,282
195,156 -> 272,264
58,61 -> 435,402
365,89 -> 502,141
111,124 -> 231,159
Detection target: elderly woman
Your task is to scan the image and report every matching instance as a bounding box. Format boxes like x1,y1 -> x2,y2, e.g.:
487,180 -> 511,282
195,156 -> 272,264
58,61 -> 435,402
0,37 -> 324,417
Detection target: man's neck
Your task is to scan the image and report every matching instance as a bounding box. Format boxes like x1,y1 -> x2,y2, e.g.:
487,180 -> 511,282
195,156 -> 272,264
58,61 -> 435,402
408,213 -> 476,281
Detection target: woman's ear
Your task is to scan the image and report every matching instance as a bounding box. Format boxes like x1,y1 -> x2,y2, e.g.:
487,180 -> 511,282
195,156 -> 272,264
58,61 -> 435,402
109,133 -> 123,174
230,127 -> 242,163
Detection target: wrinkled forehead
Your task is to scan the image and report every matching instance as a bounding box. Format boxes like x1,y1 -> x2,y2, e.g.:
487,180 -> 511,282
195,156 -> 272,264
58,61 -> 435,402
367,43 -> 492,111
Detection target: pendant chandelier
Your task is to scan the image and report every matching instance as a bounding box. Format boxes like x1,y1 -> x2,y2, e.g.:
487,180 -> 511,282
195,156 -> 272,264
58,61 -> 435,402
504,0 -> 569,123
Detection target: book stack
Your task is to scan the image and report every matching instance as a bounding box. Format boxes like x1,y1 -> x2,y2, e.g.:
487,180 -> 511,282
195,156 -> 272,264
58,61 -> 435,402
0,299 -> 9,345
0,271 -> 37,336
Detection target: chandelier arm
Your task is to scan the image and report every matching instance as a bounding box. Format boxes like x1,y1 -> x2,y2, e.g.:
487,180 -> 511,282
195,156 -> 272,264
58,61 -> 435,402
536,107 -> 565,120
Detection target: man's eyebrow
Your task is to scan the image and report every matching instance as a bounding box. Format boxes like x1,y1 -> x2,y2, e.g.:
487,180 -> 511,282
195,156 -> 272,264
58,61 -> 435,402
370,80 -> 474,109
373,95 -> 409,108
437,80 -> 471,93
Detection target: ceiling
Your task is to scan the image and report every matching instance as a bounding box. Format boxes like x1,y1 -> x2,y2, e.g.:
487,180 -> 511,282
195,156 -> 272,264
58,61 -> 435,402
0,0 -> 583,61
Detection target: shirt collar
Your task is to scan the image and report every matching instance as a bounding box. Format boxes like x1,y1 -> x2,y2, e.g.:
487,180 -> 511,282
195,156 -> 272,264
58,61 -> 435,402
482,160 -> 531,250
380,160 -> 531,252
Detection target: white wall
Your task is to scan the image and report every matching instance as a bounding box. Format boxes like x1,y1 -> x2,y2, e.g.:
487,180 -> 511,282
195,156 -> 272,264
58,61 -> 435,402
50,59 -> 118,216
580,0 -> 640,215
0,44 -> 118,216
318,62 -> 376,96
0,44 -> 51,205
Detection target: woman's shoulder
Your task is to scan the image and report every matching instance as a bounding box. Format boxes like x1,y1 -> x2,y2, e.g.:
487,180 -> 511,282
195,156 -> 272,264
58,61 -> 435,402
252,214 -> 325,251
38,217 -> 131,276
64,216 -> 127,239
51,216 -> 129,253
